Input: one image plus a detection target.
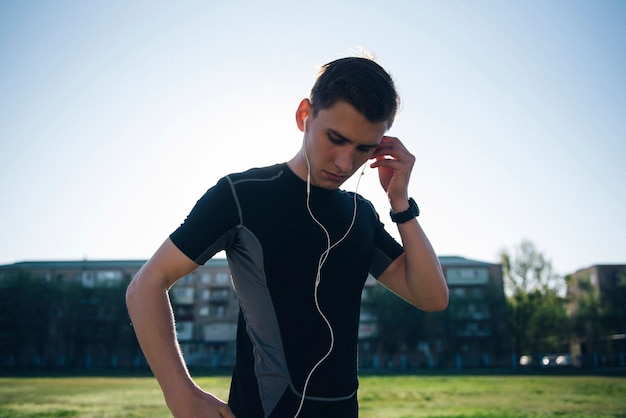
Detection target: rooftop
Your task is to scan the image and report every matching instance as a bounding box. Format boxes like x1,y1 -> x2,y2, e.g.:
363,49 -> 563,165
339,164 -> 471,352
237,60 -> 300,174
1,256 -> 493,270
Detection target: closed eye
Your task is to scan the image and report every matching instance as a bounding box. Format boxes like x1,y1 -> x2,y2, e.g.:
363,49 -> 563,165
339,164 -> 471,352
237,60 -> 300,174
328,134 -> 347,145
327,130 -> 377,153
357,145 -> 378,154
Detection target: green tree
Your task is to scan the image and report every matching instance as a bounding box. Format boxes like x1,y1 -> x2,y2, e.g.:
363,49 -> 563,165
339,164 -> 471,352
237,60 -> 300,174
526,290 -> 569,353
368,284 -> 433,356
501,239 -> 563,296
500,240 -> 569,357
0,270 -> 57,366
0,270 -> 139,369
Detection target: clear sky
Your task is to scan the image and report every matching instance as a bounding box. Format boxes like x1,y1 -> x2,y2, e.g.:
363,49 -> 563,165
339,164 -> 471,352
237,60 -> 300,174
1,0 -> 624,275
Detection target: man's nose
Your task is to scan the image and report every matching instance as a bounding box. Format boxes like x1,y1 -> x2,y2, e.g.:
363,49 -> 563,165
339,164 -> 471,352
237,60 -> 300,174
334,148 -> 354,173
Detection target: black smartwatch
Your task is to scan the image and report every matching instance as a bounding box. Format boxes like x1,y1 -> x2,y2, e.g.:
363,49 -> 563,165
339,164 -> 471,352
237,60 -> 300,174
390,198 -> 419,223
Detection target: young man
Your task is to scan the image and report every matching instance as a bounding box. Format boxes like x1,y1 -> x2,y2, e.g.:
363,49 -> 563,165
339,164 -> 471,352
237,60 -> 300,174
126,57 -> 448,418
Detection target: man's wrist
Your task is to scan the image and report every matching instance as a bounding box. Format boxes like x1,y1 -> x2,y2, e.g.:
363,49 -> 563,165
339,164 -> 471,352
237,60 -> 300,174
390,198 -> 419,223
389,194 -> 410,212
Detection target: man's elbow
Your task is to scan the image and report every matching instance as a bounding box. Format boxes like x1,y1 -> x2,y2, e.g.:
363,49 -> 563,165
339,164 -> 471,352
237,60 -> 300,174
125,268 -> 151,314
125,276 -> 140,314
431,295 -> 449,312
420,288 -> 449,312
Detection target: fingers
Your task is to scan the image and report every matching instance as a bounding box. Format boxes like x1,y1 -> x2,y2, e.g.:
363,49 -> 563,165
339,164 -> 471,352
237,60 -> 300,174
216,400 -> 236,418
169,391 -> 236,418
369,136 -> 415,199
370,136 -> 415,169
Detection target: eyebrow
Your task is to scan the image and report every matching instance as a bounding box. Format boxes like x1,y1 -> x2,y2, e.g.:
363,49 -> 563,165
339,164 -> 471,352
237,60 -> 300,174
327,129 -> 379,149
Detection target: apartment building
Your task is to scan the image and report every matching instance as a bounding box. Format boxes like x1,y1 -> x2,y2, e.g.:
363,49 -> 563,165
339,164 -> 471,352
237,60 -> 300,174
0,255 -> 508,369
357,256 -> 510,369
566,264 -> 626,366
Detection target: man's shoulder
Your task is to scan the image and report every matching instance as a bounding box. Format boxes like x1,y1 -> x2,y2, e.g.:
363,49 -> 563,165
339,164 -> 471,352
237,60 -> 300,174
226,163 -> 288,183
341,190 -> 377,213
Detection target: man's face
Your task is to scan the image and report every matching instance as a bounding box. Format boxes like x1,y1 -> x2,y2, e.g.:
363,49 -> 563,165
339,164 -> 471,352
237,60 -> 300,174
303,101 -> 387,190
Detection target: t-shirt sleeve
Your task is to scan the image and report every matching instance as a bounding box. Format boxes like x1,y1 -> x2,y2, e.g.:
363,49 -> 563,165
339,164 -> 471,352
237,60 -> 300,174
369,215 -> 404,279
169,177 -> 240,265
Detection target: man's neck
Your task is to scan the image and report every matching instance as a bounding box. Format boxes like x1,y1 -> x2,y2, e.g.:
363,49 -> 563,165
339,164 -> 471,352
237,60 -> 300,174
286,153 -> 308,183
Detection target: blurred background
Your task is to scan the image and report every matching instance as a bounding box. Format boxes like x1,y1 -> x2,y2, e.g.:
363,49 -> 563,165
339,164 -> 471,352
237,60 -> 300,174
1,0 -> 624,373
1,0 -> 624,273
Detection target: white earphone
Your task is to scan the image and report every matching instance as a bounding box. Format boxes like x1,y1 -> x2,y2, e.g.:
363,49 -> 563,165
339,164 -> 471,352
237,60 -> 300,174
294,114 -> 364,418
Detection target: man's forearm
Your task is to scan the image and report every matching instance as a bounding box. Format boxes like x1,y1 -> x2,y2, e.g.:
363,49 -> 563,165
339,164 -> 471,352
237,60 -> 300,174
126,272 -> 197,406
397,218 -> 449,311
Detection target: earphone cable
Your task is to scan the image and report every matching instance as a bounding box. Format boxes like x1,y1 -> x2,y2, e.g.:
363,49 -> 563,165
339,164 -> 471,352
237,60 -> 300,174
294,127 -> 365,417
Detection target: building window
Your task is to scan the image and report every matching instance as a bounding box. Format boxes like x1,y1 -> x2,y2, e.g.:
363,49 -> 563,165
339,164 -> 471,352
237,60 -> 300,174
216,272 -> 229,284
452,287 -> 466,298
171,287 -> 194,304
176,322 -> 194,341
212,289 -> 230,300
446,268 -> 488,285
203,322 -> 237,342
179,274 -> 194,285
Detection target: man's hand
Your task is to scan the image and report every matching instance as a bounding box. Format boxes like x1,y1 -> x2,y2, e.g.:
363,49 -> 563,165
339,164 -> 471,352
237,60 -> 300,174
167,386 -> 236,418
370,136 -> 415,208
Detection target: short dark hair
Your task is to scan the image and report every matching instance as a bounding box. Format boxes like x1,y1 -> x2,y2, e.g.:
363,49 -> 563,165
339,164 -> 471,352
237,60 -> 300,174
310,57 -> 400,130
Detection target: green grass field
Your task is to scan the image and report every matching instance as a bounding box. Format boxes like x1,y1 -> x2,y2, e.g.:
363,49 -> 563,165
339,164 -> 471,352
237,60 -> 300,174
1,374 -> 625,417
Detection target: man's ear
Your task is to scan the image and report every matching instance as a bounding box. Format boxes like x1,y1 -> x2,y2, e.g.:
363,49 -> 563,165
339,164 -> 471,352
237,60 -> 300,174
295,98 -> 313,132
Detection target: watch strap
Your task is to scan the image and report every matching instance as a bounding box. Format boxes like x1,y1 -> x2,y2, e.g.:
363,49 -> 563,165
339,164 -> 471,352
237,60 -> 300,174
390,198 -> 419,223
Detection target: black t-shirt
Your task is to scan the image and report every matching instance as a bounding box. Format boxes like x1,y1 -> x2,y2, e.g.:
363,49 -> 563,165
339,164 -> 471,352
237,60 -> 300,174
170,163 -> 403,417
